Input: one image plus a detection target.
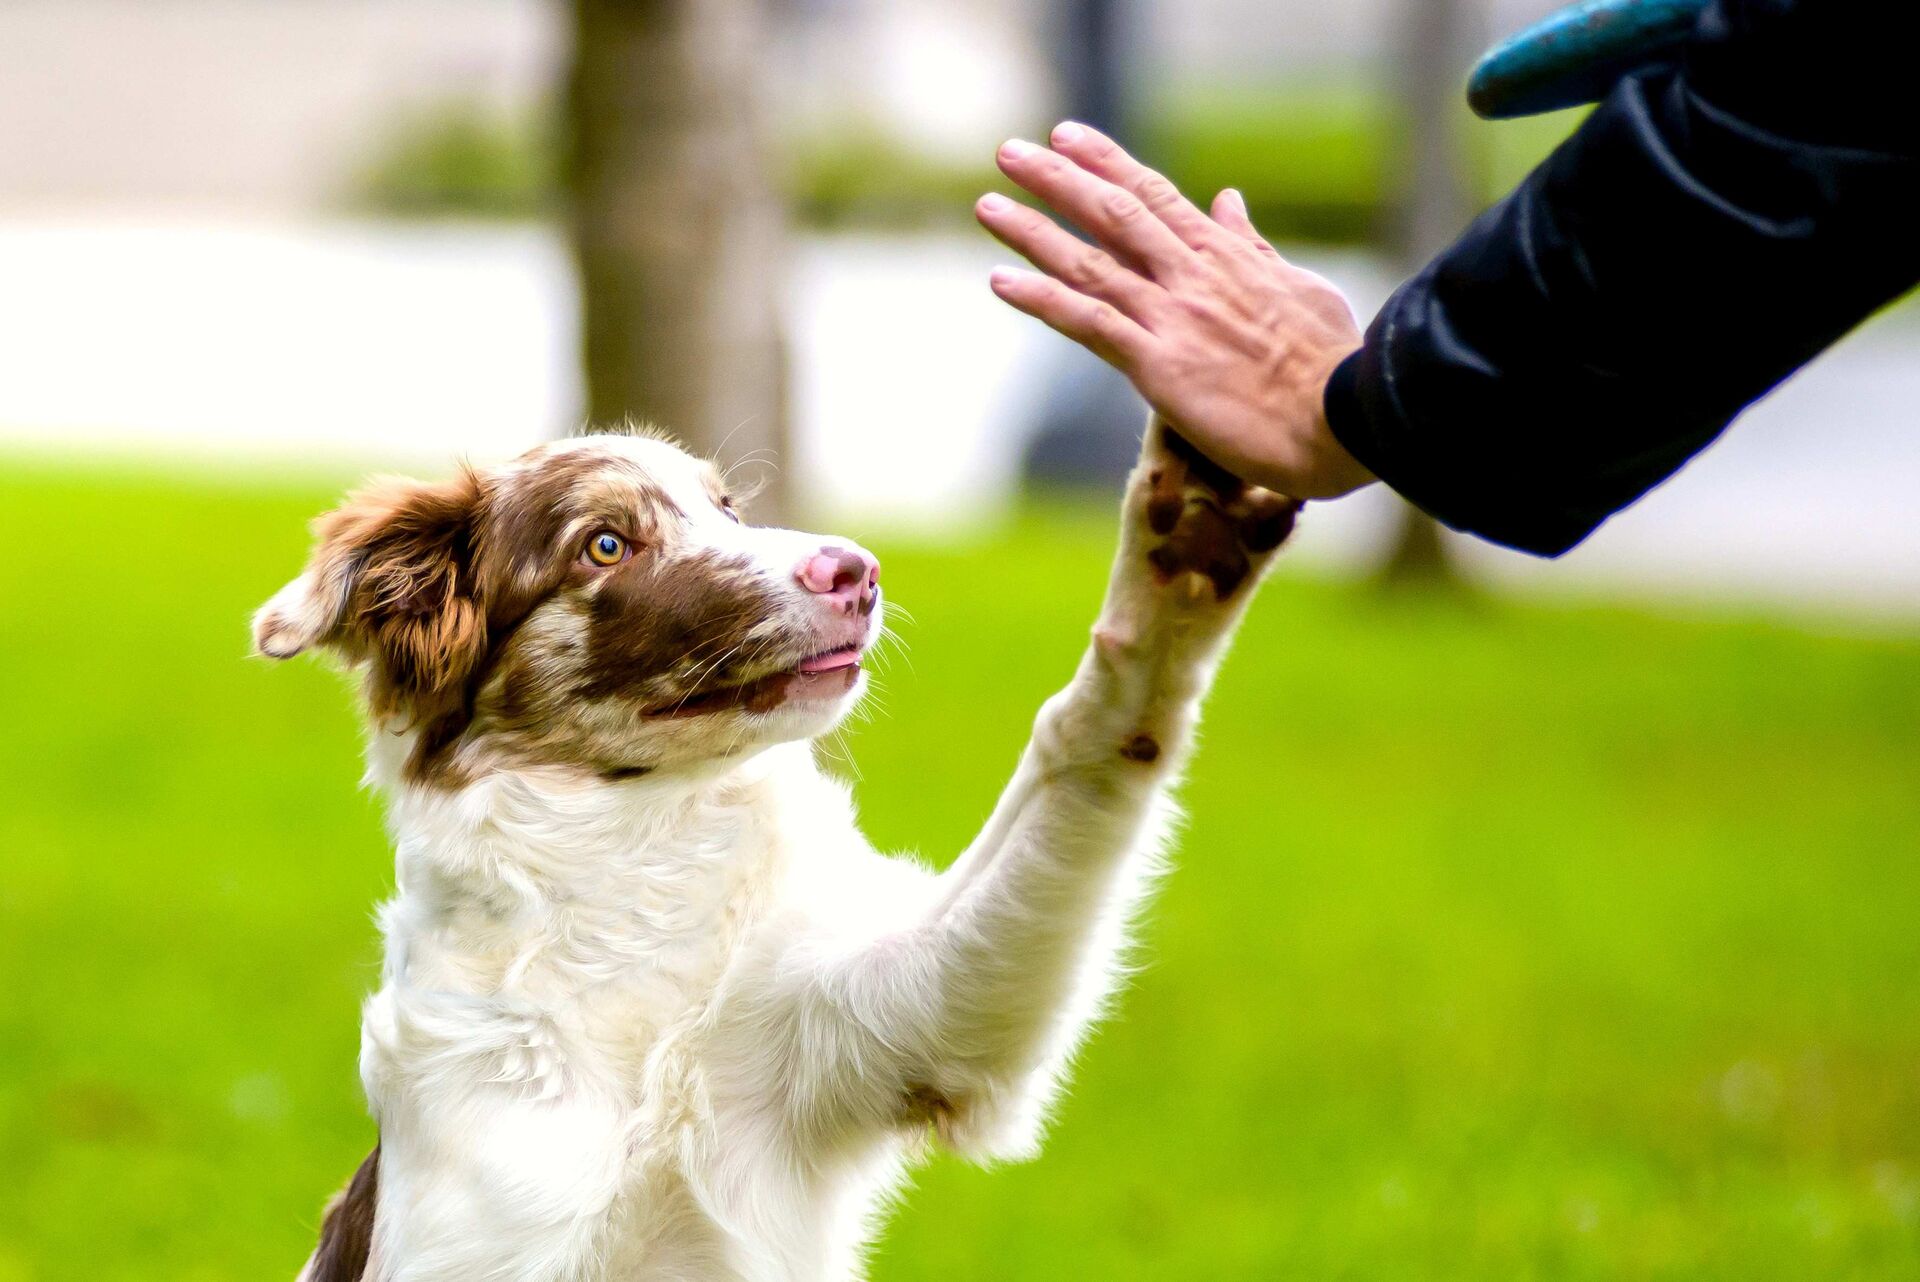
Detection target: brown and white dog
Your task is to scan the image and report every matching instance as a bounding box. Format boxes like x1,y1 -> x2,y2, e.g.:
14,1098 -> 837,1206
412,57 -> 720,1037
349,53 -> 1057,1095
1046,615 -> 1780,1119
256,422 -> 1296,1281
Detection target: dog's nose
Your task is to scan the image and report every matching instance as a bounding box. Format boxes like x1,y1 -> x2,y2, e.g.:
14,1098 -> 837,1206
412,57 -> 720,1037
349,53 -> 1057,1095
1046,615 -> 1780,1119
796,545 -> 880,616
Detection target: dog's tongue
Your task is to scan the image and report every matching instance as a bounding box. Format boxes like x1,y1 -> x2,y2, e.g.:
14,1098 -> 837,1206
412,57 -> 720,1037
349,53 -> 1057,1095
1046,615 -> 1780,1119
798,647 -> 861,674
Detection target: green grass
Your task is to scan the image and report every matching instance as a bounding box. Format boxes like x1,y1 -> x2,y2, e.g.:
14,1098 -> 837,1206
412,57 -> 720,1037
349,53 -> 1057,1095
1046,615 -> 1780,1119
2,461 -> 1918,1280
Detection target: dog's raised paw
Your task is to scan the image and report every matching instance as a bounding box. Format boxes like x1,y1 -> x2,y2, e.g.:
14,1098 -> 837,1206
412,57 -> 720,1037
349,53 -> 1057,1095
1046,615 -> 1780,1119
1137,423 -> 1299,603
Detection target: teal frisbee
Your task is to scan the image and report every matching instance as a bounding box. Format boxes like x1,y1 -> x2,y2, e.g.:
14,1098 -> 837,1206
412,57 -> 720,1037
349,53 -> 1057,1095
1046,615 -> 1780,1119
1468,0 -> 1711,119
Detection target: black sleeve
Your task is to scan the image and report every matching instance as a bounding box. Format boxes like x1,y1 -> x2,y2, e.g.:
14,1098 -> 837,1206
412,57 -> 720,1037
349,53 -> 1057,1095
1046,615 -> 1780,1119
1323,0 -> 1920,557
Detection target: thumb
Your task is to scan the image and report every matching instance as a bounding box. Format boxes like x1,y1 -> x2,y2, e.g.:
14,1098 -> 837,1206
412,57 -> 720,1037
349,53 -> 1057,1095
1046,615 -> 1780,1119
1210,188 -> 1268,247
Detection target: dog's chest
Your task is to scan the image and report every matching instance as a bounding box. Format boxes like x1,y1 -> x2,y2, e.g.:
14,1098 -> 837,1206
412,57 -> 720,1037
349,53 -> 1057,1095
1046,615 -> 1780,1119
525,828 -> 784,1089
371,761 -> 888,1278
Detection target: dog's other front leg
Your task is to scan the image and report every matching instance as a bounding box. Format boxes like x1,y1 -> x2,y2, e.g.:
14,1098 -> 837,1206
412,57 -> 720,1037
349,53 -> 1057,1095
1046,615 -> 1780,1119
808,418 -> 1299,1159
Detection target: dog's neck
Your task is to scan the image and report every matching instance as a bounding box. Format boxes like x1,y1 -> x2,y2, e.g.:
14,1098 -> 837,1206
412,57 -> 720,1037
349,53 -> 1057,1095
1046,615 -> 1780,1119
364,735 -> 833,1001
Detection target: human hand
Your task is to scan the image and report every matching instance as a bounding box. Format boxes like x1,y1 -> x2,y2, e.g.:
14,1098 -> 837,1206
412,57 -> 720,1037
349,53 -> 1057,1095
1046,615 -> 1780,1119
976,122 -> 1376,501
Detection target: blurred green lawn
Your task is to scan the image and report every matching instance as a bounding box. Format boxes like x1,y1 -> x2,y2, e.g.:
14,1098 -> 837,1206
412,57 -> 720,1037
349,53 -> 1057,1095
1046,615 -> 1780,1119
2,460 -> 1918,1280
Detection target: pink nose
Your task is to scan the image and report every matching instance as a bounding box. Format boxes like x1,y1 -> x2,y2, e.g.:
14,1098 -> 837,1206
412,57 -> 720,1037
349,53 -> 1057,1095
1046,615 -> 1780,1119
796,545 -> 880,616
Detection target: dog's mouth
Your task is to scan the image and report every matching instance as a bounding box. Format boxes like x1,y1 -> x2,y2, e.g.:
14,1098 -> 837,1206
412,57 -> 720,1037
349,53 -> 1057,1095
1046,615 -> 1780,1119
795,645 -> 862,674
643,644 -> 866,719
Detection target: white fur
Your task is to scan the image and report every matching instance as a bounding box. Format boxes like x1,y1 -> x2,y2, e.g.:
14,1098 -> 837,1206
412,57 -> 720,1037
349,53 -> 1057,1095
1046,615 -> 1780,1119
291,429 -> 1275,1281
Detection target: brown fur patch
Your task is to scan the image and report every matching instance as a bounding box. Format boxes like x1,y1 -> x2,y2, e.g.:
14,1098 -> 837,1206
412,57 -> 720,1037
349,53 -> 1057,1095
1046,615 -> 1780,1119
577,549 -> 785,706
901,1083 -> 959,1138
308,1145 -> 379,1282
475,449 -> 678,625
1145,468 -> 1185,536
1119,733 -> 1161,763
1142,422 -> 1300,602
302,472 -> 489,759
1147,501 -> 1252,600
1234,491 -> 1300,553
601,764 -> 655,781
1159,426 -> 1246,503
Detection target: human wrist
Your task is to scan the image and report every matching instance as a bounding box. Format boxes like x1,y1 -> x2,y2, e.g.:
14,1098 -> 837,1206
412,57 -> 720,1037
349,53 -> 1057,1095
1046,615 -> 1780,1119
1282,345 -> 1371,498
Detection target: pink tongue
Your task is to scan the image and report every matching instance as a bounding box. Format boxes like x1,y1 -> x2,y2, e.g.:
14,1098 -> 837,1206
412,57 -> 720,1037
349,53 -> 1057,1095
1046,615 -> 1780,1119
799,647 -> 860,674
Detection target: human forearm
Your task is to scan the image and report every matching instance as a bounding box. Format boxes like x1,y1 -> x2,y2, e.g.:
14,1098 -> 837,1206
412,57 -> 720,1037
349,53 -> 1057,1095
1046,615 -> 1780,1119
1325,0 -> 1920,555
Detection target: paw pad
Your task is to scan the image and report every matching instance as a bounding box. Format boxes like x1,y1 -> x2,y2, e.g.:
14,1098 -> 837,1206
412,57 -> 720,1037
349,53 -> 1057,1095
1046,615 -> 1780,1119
1141,426 -> 1300,601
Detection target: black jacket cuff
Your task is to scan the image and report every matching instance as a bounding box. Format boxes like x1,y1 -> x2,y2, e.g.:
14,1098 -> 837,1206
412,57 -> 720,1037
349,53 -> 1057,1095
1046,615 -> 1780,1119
1323,344 -> 1599,558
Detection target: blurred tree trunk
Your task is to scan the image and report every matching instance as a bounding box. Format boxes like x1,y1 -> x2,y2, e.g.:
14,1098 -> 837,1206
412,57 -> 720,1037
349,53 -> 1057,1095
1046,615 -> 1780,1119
1377,0 -> 1480,586
566,0 -> 791,521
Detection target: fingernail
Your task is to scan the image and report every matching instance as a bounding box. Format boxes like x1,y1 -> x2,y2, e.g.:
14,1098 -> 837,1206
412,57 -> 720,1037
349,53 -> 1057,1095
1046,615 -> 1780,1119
989,266 -> 1024,289
1052,121 -> 1085,145
1225,187 -> 1248,214
999,138 -> 1038,161
977,193 -> 1012,215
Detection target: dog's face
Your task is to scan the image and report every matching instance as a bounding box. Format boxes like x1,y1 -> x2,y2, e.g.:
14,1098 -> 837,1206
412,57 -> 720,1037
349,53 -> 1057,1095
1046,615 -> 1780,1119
253,432 -> 883,784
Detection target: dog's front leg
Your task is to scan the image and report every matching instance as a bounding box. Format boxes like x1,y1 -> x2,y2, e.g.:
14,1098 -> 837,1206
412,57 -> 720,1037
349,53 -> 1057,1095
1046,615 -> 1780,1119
810,419 -> 1298,1158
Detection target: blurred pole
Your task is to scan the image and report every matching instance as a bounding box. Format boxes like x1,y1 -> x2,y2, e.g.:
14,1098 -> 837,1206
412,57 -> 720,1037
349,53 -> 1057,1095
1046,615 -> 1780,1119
1378,0 -> 1482,586
1020,0 -> 1149,492
1054,0 -> 1134,143
566,0 -> 791,521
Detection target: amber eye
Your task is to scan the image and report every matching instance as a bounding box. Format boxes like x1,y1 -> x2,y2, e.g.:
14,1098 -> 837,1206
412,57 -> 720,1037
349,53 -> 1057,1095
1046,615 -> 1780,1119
584,531 -> 629,567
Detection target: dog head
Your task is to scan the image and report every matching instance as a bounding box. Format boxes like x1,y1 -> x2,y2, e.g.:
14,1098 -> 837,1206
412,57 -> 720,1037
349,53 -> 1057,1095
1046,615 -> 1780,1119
253,431 -> 883,785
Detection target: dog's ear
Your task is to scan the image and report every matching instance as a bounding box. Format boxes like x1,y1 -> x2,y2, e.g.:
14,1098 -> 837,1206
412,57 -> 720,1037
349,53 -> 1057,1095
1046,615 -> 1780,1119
253,471 -> 488,721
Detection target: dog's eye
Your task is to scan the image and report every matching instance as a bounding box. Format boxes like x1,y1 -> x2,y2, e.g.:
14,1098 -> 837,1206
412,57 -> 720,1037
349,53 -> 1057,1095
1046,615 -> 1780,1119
721,497 -> 741,524
583,531 -> 630,567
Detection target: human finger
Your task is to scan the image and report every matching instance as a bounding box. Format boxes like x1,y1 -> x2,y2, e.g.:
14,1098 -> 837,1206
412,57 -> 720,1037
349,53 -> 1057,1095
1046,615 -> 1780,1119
975,192 -> 1166,322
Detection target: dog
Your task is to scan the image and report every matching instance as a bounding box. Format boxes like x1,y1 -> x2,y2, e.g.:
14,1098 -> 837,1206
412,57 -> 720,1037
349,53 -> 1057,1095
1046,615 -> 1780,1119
255,421 -> 1297,1281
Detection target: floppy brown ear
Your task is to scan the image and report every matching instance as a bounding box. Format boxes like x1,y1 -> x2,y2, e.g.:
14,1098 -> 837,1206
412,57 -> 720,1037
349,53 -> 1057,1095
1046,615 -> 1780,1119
253,471 -> 488,724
